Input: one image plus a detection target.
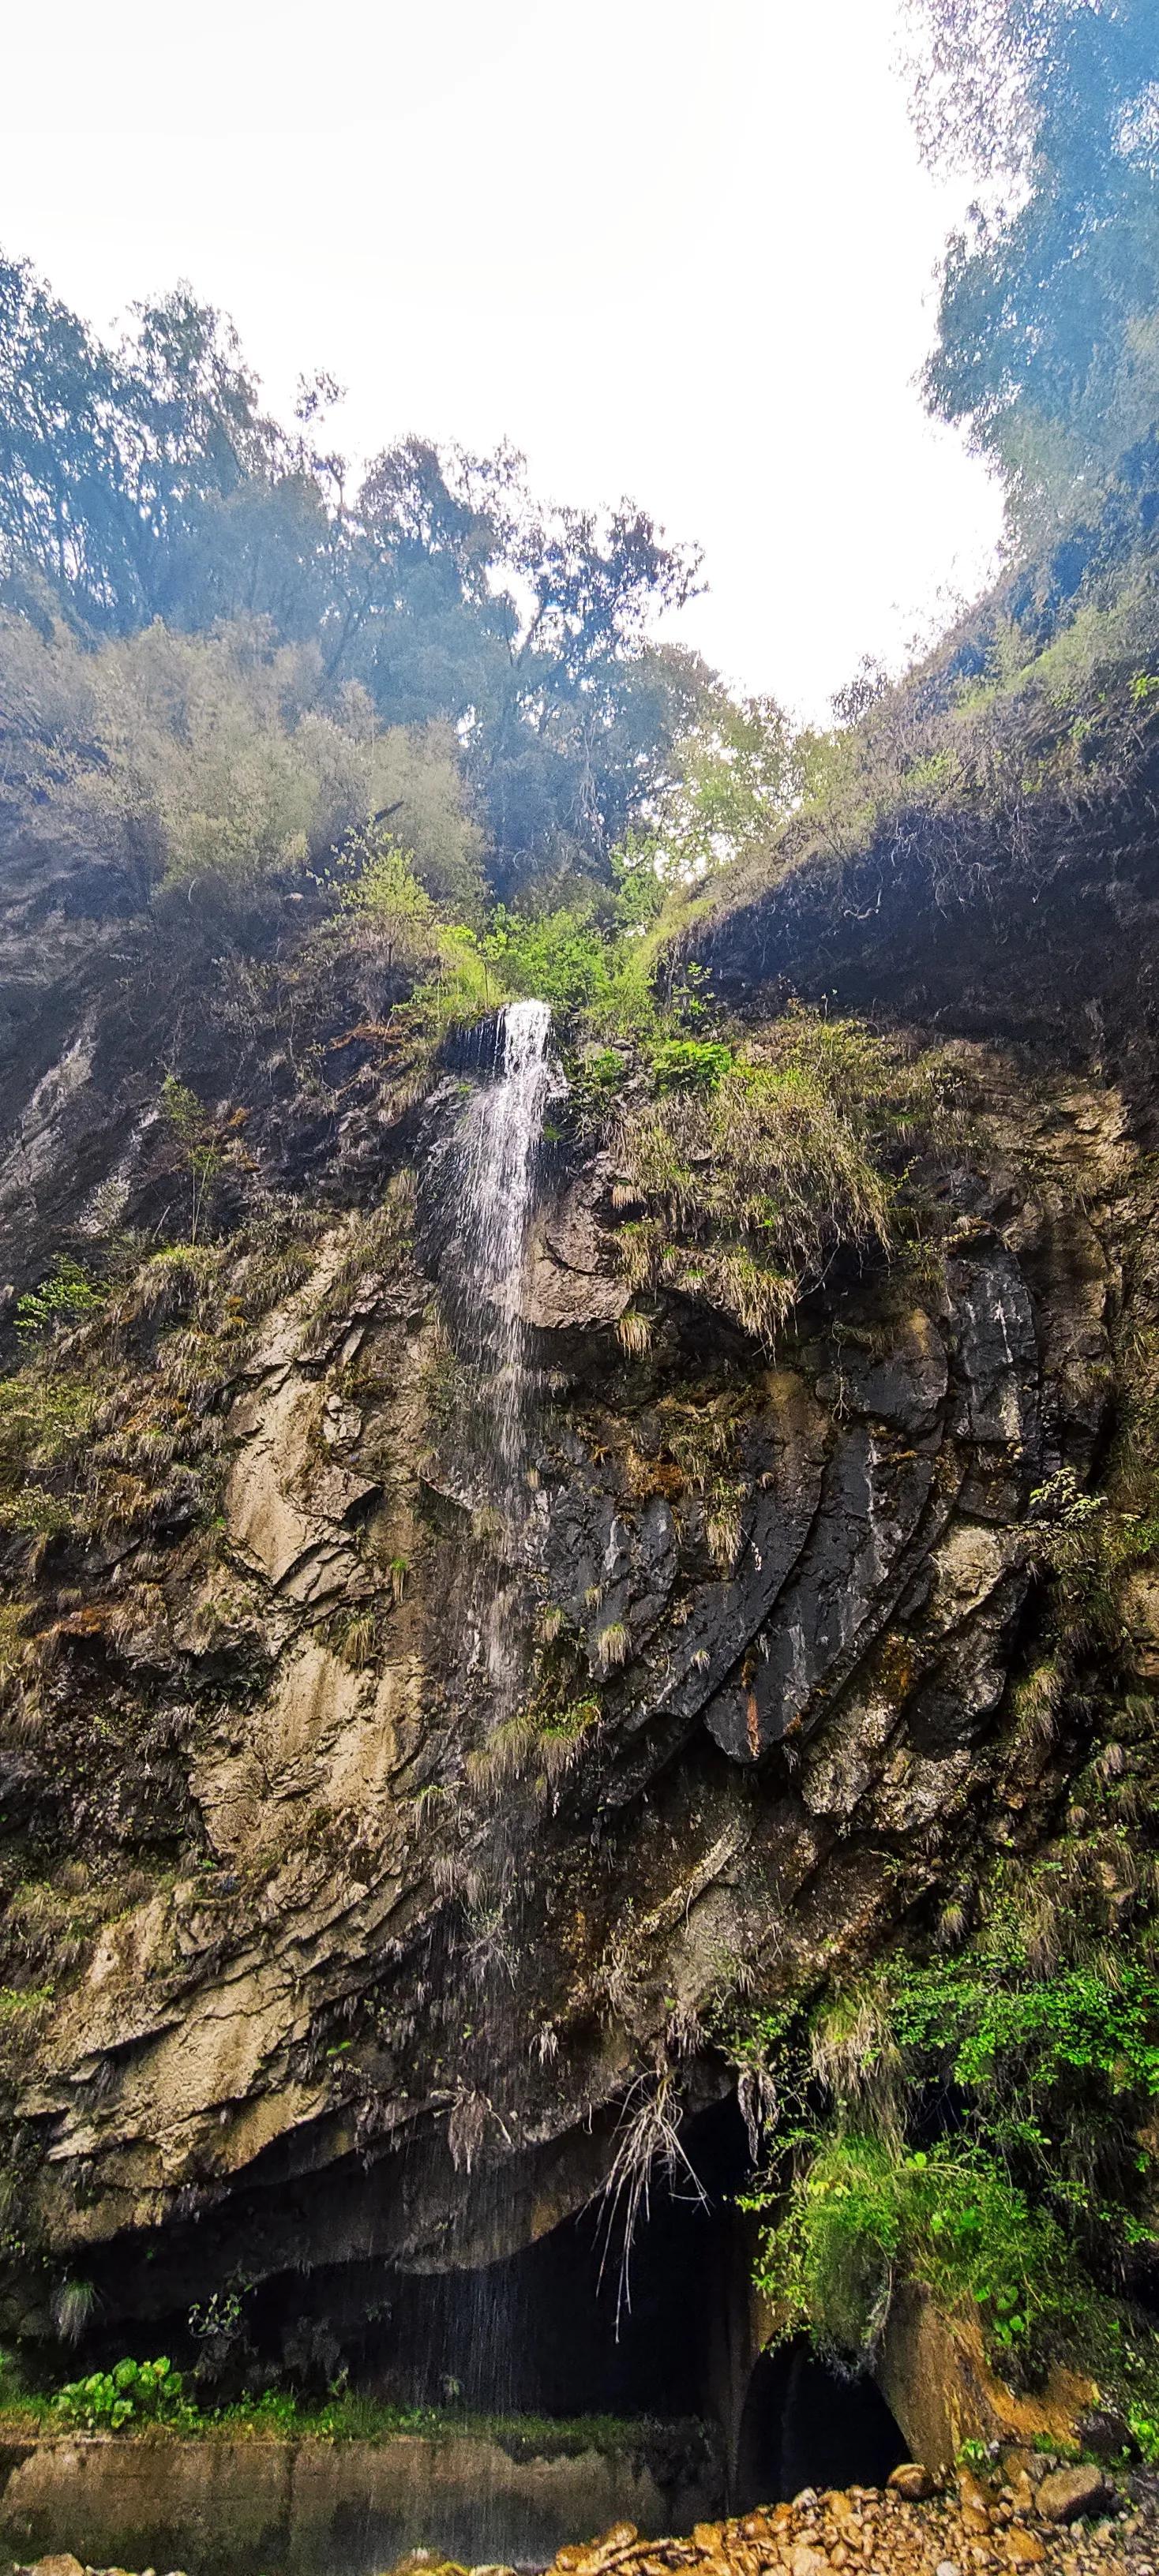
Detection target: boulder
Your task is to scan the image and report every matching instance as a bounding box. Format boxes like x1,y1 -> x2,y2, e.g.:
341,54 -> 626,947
887,2462 -> 937,2500
1036,2462 -> 1111,2523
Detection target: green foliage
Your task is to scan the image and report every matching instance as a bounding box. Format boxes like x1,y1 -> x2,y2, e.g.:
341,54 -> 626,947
15,1258 -> 107,1339
366,721 -> 487,918
646,685 -> 802,876
883,1947 -> 1159,2213
651,1038 -> 733,1095
613,1010 -> 951,1345
737,1815 -> 1159,2385
482,904 -> 612,1018
159,1076 -> 229,1244
909,0 -> 1159,531
332,826 -> 441,979
54,2355 -> 188,2433
752,2132 -> 1073,2363
81,623 -> 373,893
0,253 -> 703,889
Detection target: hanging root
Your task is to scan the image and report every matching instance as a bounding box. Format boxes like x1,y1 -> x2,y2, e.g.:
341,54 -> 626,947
594,2069 -> 707,2334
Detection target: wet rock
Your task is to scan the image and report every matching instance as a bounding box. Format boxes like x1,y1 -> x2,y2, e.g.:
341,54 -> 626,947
1037,2464 -> 1112,2522
1075,2406 -> 1136,2461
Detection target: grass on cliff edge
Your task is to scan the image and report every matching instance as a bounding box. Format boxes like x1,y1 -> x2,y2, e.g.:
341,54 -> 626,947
673,543 -> 1159,945
607,1008 -> 962,1347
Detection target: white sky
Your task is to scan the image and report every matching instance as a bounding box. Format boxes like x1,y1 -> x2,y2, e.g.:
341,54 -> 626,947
0,0 -> 1004,724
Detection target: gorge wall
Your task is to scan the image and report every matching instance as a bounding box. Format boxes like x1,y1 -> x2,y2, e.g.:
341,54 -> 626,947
0,807 -> 1155,2452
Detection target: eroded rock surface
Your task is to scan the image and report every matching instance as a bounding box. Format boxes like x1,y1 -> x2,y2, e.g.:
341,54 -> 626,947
0,1027 -> 1134,2354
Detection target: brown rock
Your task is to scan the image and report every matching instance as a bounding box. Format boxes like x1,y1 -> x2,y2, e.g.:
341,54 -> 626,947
961,2507 -> 994,2537
1037,2465 -> 1110,2525
741,2520 -> 775,2544
888,2464 -> 937,2501
790,2549 -> 827,2576
692,2532 -> 721,2555
28,2562 -> 86,2576
1003,2534 -> 1047,2565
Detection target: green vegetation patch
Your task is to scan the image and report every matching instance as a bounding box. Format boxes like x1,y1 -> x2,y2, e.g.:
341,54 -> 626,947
611,1009 -> 958,1345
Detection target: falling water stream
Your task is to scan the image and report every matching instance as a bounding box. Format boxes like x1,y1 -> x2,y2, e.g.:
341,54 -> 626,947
437,999 -> 557,2428
453,996 -> 554,1489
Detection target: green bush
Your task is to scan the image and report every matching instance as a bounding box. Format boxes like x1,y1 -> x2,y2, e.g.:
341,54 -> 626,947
482,904 -> 611,1018
16,1259 -> 107,1339
54,2354 -> 189,2432
752,2132 -> 1075,2365
650,1037 -> 733,1095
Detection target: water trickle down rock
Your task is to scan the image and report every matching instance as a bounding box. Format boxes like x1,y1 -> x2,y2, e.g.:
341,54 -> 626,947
448,998 -> 555,1501
437,1000 -> 557,2297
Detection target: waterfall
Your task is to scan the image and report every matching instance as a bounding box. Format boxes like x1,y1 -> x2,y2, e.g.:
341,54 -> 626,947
453,998 -> 553,1496
436,999 -> 556,2425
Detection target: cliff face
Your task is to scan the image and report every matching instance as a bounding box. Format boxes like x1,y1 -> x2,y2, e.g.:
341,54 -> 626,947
0,800 -> 1144,2382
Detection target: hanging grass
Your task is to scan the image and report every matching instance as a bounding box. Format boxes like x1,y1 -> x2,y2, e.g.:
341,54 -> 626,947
610,1008 -> 958,1347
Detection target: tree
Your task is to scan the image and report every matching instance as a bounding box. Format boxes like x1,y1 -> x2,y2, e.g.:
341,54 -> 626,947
647,683 -> 801,878
907,0 -> 1159,528
0,249 -> 706,890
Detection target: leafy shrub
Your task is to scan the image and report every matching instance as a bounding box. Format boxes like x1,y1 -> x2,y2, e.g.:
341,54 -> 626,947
334,826 -> 437,956
86,624 -> 373,892
54,2354 -> 189,2432
752,2132 -> 1074,2366
16,1259 -> 107,1339
483,904 -> 612,1018
650,1038 -> 733,1095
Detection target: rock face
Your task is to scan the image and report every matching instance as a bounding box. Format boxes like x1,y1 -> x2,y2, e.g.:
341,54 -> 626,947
0,997 -> 1133,2360
0,822 -> 1145,2423
0,2432 -> 718,2576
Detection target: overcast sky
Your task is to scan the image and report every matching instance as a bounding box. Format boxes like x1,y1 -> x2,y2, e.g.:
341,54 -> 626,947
0,0 -> 1004,722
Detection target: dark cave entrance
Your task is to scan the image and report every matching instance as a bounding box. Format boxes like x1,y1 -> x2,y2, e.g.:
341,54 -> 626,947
258,2097 -> 751,2425
237,2096 -> 908,2504
733,2339 -> 908,2507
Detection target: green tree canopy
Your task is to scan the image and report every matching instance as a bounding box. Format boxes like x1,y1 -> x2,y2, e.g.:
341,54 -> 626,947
908,0 -> 1159,530
0,254 -> 705,888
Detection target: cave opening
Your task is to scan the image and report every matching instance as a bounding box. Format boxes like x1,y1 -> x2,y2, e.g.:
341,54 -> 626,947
733,2340 -> 908,2507
252,2096 -> 751,2423
122,2095 -> 910,2509
354,2181 -> 725,2420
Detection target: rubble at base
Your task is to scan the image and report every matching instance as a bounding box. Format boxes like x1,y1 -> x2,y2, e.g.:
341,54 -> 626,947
13,2456 -> 1159,2576
538,2468 -> 1156,2576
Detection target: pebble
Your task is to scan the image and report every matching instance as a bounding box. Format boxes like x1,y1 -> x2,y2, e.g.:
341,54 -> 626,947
17,2461 -> 1159,2576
